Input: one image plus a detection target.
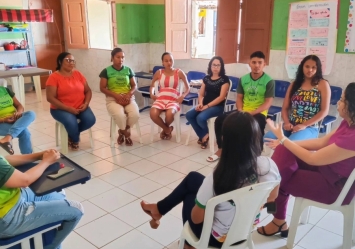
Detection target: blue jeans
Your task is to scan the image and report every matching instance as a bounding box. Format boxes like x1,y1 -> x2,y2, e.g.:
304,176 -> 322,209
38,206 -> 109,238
50,107 -> 96,143
0,111 -> 35,154
264,126 -> 319,142
186,106 -> 224,139
0,188 -> 83,249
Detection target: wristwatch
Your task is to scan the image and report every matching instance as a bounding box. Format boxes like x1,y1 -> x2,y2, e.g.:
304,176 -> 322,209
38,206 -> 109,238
279,137 -> 287,145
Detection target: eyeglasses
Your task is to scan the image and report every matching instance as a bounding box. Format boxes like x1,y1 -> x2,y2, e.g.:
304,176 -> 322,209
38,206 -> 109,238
64,58 -> 76,64
212,64 -> 221,68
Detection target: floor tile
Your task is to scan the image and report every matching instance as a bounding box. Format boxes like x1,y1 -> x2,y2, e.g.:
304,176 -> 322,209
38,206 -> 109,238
106,153 -> 142,166
148,140 -> 181,151
62,232 -> 97,249
101,230 -> 164,249
186,150 -> 214,166
146,152 -> 183,166
69,178 -> 114,199
76,214 -> 133,248
137,214 -> 183,246
145,168 -> 185,185
111,199 -> 151,228
298,226 -> 344,249
83,160 -> 120,177
99,168 -> 140,186
76,200 -> 107,228
166,158 -> 205,174
197,166 -> 213,176
91,146 -> 124,159
167,144 -> 203,157
89,188 -> 137,212
70,153 -> 103,166
124,159 -> 163,175
129,145 -> 163,158
316,210 -> 343,236
120,177 -> 162,197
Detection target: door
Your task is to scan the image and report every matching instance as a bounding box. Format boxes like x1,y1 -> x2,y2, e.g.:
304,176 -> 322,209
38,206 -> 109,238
29,0 -> 65,88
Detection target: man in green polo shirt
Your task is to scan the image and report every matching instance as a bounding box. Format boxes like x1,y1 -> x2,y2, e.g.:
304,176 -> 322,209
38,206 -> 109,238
207,51 -> 275,162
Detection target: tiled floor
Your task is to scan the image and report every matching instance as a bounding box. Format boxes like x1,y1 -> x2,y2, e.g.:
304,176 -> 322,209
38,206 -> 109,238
3,90 -> 354,249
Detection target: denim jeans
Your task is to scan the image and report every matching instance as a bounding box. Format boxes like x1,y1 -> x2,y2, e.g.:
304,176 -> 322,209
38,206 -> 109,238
264,126 -> 319,142
0,188 -> 83,249
0,111 -> 35,154
50,107 -> 96,143
186,106 -> 224,139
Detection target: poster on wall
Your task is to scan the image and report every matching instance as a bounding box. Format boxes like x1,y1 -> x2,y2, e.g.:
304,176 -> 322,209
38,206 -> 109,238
285,0 -> 338,79
345,0 -> 355,52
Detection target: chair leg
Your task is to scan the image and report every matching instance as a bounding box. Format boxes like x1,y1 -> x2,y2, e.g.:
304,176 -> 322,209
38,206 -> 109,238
88,129 -> 94,148
150,122 -> 155,142
178,237 -> 185,249
286,198 -> 304,249
185,125 -> 192,145
135,121 -> 143,144
32,75 -> 42,102
207,120 -> 215,153
343,206 -> 355,249
33,234 -> 44,249
110,118 -> 116,148
59,124 -> 68,155
175,113 -> 181,143
300,206 -> 310,224
247,234 -> 255,249
21,239 -> 31,249
55,122 -> 59,146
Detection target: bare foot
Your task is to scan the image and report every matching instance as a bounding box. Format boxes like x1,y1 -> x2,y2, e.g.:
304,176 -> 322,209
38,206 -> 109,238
140,201 -> 162,221
0,135 -> 11,143
215,149 -> 222,157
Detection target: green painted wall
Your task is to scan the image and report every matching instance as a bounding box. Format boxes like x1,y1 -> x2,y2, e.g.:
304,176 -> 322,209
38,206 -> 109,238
116,4 -> 165,44
271,0 -> 351,53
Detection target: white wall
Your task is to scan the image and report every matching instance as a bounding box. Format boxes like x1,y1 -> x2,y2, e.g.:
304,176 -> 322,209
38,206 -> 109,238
0,0 -> 22,7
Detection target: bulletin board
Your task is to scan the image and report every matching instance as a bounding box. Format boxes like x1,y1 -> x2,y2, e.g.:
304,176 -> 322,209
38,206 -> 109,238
285,0 -> 338,79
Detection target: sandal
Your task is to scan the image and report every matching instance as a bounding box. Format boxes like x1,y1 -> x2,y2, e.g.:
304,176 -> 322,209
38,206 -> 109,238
117,130 -> 125,145
0,141 -> 14,155
164,126 -> 174,140
70,142 -> 79,151
197,139 -> 202,144
206,154 -> 220,162
160,130 -> 166,140
257,221 -> 289,238
201,137 -> 209,149
140,201 -> 162,229
125,137 -> 133,146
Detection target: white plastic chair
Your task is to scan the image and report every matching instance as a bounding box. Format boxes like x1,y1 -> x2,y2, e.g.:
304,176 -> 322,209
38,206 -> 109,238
110,117 -> 143,147
55,121 -> 94,154
150,80 -> 184,143
185,81 -> 233,153
287,169 -> 355,249
179,180 -> 280,249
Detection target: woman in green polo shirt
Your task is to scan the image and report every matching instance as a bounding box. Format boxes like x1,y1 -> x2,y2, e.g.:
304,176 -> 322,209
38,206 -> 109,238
99,47 -> 139,146
0,86 -> 35,155
0,150 -> 84,249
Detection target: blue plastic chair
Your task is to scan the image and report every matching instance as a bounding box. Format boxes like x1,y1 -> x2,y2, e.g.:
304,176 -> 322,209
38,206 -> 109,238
187,71 -> 206,82
0,221 -> 62,249
319,86 -> 342,134
267,80 -> 291,122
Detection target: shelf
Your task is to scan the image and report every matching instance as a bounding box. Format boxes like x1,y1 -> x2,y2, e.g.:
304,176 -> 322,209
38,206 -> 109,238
0,49 -> 31,53
0,31 -> 29,33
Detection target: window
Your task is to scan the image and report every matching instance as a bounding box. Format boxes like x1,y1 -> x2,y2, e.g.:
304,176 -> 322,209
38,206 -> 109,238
165,0 -> 274,64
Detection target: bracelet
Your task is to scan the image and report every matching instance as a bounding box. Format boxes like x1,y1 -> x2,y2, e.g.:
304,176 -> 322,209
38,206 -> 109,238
279,137 -> 287,145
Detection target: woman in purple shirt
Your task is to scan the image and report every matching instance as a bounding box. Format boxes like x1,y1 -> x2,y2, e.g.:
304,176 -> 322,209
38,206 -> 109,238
257,82 -> 355,237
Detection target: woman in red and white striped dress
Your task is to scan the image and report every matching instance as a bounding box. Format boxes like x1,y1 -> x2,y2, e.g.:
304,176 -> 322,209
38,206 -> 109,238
150,52 -> 190,140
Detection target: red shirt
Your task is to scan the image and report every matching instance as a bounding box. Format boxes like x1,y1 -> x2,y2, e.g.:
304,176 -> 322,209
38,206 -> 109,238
46,70 -> 86,109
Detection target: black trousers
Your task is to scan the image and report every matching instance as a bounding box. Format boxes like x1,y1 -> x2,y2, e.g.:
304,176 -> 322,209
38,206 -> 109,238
214,110 -> 266,149
157,172 -> 223,248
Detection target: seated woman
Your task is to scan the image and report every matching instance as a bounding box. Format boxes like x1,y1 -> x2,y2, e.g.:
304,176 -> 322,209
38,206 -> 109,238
99,48 -> 139,146
0,86 -> 35,155
46,52 -> 96,150
264,55 -> 330,142
186,56 -> 230,149
0,149 -> 84,249
141,112 -> 280,248
150,52 -> 190,140
257,82 -> 355,237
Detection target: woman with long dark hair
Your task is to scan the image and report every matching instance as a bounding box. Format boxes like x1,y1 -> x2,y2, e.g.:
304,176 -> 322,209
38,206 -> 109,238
46,52 -> 96,150
141,112 -> 280,248
258,83 -> 355,237
186,56 -> 230,149
264,55 -> 330,142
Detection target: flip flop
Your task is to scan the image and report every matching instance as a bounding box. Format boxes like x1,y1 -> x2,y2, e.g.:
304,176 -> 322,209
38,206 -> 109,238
206,154 -> 220,162
0,141 -> 14,155
117,130 -> 125,145
164,126 -> 174,140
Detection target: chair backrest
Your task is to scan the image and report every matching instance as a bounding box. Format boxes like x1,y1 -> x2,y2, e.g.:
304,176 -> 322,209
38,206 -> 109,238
333,168 -> 355,206
0,78 -> 7,87
152,66 -> 164,75
228,76 -> 239,92
329,85 -> 342,106
198,180 -> 280,248
187,71 -> 206,82
274,80 -> 290,98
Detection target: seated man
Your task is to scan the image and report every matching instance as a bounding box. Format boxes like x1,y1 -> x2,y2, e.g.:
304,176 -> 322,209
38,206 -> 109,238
0,150 -> 84,249
207,51 -> 275,162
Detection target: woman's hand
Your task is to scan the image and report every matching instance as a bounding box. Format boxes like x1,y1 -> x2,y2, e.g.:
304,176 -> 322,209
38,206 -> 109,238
200,105 -> 209,111
266,119 -> 285,140
195,104 -> 203,111
13,111 -> 23,120
42,149 -> 60,165
177,95 -> 184,104
283,122 -> 293,131
66,107 -> 80,115
4,116 -> 16,124
292,124 -> 307,133
78,102 -> 88,112
264,138 -> 281,150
